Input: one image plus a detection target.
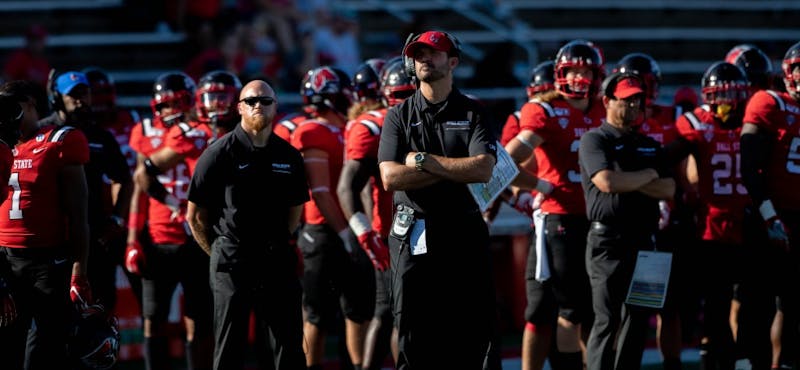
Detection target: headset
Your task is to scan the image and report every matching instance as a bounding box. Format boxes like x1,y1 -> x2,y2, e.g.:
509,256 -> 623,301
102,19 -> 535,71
402,31 -> 463,77
600,71 -> 646,106
46,68 -> 63,112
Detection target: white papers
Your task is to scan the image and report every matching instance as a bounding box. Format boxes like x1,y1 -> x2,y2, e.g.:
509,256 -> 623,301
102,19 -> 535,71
468,141 -> 520,213
625,251 -> 672,308
409,219 -> 427,256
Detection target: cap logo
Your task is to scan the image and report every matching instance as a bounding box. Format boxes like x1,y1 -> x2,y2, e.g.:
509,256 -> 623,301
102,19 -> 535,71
429,34 -> 440,44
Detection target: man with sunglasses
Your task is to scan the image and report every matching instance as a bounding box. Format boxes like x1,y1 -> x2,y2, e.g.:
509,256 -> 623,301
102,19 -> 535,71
129,71 -> 219,370
187,80 -> 308,370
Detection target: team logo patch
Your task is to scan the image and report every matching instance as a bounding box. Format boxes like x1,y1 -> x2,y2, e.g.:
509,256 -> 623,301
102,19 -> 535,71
311,68 -> 338,93
35,134 -> 45,142
272,163 -> 292,174
704,130 -> 714,143
194,139 -> 205,150
558,118 -> 569,129
788,115 -> 796,125
150,138 -> 162,148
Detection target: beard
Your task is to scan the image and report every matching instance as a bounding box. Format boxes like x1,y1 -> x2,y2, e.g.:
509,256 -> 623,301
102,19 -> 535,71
245,113 -> 272,132
418,62 -> 448,83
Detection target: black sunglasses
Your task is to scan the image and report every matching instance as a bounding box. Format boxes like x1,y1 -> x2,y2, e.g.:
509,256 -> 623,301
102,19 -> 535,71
239,96 -> 275,107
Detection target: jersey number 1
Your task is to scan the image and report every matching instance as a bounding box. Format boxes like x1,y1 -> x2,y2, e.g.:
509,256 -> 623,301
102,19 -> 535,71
8,173 -> 22,219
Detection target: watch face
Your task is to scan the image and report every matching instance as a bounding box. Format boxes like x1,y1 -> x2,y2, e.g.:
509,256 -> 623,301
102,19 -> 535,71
415,153 -> 423,161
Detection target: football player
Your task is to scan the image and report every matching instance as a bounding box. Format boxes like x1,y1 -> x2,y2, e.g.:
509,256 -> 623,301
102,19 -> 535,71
741,41 -> 800,369
128,71 -> 221,370
291,66 -> 372,370
0,80 -> 91,370
337,58 -> 415,370
669,61 -> 753,370
505,40 -> 606,370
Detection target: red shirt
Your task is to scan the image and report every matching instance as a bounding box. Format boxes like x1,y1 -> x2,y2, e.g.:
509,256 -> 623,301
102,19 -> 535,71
345,108 -> 392,237
165,121 -> 216,175
519,98 -> 605,214
0,126 -> 89,248
3,49 -> 50,87
291,120 -> 344,225
273,112 -> 310,142
743,90 -> 800,211
639,104 -> 679,145
500,111 -> 522,147
676,107 -> 750,244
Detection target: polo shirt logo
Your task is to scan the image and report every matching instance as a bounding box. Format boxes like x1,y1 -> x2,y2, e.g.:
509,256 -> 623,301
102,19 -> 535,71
444,121 -> 470,130
272,163 -> 292,174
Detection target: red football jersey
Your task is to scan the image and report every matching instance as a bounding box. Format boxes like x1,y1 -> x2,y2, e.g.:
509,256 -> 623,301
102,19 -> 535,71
0,126 -> 89,248
345,108 -> 392,237
273,112 -> 310,142
519,98 -> 605,214
676,107 -> 750,244
639,104 -> 679,145
500,111 -> 522,147
164,121 -> 216,175
0,143 -> 12,206
291,120 -> 344,225
743,90 -> 800,211
129,118 -> 167,157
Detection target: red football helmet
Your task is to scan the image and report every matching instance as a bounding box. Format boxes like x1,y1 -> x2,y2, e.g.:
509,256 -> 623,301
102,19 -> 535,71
150,72 -> 196,126
702,61 -> 750,124
352,58 -> 387,102
726,44 -> 773,91
195,70 -> 242,129
301,66 -> 352,115
613,53 -> 662,106
554,40 -> 604,99
68,304 -> 120,370
782,41 -> 800,97
527,61 -> 555,98
380,59 -> 416,107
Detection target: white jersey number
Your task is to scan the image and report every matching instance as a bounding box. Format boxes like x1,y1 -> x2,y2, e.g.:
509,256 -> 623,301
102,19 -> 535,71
8,173 -> 22,219
786,137 -> 800,174
711,153 -> 747,195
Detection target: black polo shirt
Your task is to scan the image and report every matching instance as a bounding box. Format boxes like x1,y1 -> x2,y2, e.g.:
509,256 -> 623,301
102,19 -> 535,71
579,122 -> 666,232
377,88 -> 496,216
40,113 -> 131,231
187,124 -> 309,248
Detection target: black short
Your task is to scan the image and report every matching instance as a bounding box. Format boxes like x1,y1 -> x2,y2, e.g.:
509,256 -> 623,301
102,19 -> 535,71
298,224 -> 373,327
525,214 -> 591,325
141,240 -> 212,329
374,268 -> 392,319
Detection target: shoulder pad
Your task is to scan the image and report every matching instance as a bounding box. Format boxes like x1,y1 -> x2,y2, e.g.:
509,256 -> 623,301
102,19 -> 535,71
765,90 -> 786,112
48,126 -> 75,143
530,100 -> 556,117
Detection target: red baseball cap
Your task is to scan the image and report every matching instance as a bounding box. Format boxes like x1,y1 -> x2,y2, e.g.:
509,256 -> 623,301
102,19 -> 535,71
613,77 -> 644,99
404,31 -> 456,57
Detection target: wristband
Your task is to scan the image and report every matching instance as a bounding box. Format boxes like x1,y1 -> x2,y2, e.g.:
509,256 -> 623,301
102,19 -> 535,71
348,212 -> 371,237
759,199 -> 778,221
144,158 -> 161,176
515,134 -> 535,150
534,178 -> 553,194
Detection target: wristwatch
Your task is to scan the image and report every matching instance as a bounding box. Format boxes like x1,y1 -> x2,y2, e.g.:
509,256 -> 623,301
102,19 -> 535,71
414,152 -> 427,172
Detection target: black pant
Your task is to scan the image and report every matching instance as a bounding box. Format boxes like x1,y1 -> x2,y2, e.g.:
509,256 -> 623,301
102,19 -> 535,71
585,223 -> 654,370
389,213 -> 494,370
210,236 -> 306,370
0,247 -> 71,370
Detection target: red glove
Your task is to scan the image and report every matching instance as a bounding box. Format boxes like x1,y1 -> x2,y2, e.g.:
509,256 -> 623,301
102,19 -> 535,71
358,230 -> 390,271
70,274 -> 92,307
124,240 -> 146,276
349,212 -> 390,271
